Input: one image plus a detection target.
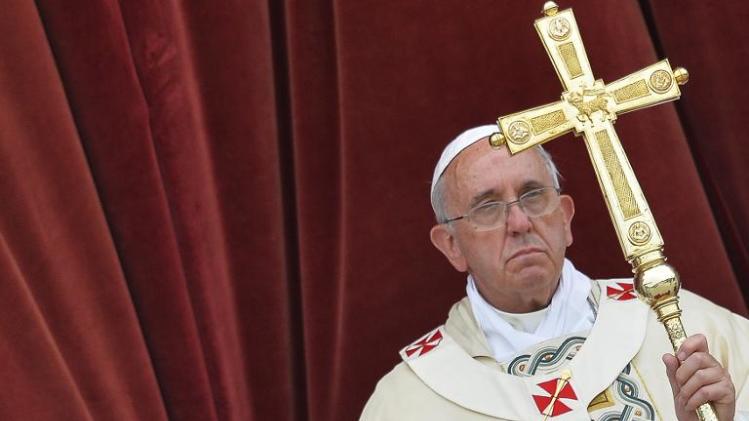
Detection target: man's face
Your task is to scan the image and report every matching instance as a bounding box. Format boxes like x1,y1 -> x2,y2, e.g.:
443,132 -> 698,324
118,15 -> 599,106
430,140 -> 574,312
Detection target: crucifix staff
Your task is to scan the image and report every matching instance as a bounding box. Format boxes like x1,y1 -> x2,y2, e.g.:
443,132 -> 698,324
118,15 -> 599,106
489,2 -> 717,419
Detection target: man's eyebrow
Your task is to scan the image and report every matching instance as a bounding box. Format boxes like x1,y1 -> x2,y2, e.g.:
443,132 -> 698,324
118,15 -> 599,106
520,180 -> 545,191
468,189 -> 499,208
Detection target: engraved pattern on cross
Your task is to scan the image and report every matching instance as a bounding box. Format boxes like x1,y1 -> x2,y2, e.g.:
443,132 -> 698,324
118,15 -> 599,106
492,3 -> 687,262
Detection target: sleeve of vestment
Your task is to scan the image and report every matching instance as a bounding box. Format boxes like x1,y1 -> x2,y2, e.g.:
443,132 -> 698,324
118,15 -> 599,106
727,312 -> 749,415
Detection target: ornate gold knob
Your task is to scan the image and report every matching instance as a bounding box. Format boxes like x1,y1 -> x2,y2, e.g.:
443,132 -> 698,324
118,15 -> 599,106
489,132 -> 506,148
543,1 -> 560,16
674,67 -> 689,85
634,261 -> 680,306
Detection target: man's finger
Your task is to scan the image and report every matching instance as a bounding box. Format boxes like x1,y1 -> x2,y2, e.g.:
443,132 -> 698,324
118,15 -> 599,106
675,366 -> 727,405
674,351 -> 720,387
662,353 -> 681,397
682,378 -> 735,411
676,334 -> 708,362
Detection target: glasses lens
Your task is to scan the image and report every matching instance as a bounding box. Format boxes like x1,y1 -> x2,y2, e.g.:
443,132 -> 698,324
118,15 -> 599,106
465,187 -> 560,231
520,187 -> 559,217
469,202 -> 505,230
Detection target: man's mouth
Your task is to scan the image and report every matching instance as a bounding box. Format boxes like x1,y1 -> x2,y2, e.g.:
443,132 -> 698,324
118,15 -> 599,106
508,247 -> 545,261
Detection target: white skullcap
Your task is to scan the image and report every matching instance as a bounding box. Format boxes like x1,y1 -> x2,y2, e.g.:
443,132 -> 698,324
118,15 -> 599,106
430,124 -> 500,200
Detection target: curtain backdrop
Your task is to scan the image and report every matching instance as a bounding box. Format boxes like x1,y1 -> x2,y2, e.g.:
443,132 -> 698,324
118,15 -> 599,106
2,1 -> 746,420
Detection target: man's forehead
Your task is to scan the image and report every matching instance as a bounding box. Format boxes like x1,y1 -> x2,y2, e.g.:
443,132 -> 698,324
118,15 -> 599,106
451,140 -> 544,173
447,143 -> 549,194
448,139 -> 499,175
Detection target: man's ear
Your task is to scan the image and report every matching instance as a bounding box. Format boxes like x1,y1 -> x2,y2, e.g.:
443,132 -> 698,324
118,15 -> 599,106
559,194 -> 575,247
430,224 -> 468,272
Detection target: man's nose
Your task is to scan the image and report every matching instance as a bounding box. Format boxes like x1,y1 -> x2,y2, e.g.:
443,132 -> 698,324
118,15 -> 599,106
505,202 -> 532,234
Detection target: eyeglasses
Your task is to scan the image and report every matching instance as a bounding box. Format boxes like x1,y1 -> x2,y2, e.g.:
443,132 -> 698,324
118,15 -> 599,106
443,186 -> 561,231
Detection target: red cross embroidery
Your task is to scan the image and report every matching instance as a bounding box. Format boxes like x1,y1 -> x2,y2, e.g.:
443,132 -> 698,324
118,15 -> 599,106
607,282 -> 636,301
532,377 -> 577,418
405,330 -> 443,357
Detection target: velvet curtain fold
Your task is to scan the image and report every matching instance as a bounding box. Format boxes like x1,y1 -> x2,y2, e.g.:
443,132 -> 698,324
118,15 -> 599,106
1,1 -> 746,420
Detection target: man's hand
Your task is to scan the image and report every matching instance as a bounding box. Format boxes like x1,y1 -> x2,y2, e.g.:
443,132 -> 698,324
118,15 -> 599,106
663,334 -> 736,421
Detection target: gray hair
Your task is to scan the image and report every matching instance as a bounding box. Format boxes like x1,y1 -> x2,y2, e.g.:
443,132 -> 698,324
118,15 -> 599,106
431,145 -> 562,224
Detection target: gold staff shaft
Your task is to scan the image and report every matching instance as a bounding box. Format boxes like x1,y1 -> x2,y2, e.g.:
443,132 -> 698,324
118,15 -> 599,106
581,124 -> 719,421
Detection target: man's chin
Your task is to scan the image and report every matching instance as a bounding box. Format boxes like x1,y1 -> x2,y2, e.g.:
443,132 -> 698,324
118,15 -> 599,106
504,256 -> 556,283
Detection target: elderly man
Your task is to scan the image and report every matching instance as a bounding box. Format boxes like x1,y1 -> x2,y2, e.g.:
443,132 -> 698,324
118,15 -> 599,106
360,126 -> 749,420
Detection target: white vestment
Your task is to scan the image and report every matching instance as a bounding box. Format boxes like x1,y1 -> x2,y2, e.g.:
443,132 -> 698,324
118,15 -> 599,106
360,265 -> 749,420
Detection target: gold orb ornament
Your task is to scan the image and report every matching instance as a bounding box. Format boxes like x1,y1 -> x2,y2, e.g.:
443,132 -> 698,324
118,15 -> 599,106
674,67 -> 689,85
489,132 -> 506,148
543,1 -> 559,16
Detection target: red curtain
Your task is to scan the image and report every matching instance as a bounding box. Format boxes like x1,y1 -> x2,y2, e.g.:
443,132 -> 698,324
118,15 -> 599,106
1,1 -> 746,420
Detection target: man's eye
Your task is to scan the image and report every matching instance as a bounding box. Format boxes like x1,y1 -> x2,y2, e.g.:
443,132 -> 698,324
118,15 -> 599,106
473,202 -> 502,215
522,189 -> 543,198
477,201 -> 502,209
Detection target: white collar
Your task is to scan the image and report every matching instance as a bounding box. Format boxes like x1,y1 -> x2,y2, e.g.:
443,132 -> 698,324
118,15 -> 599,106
466,259 -> 596,362
492,303 -> 549,333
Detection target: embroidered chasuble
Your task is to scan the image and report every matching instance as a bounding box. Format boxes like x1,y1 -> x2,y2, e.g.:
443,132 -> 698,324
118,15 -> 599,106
360,263 -> 749,420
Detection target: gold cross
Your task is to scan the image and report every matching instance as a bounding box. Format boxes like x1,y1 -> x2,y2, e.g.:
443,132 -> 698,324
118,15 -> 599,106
490,1 -> 686,263
541,370 -> 571,421
490,3 -> 717,420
